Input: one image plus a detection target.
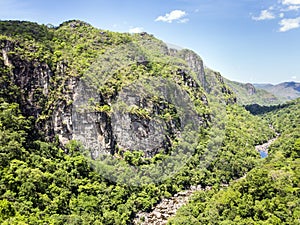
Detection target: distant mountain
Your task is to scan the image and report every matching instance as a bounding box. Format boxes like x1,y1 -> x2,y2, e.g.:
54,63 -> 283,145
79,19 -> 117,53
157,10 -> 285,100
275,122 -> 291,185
254,81 -> 300,101
224,79 -> 281,105
252,83 -> 273,89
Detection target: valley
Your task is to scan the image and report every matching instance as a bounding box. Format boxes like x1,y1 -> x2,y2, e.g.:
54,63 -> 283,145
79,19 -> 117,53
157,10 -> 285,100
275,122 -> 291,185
0,20 -> 299,225
134,133 -> 280,225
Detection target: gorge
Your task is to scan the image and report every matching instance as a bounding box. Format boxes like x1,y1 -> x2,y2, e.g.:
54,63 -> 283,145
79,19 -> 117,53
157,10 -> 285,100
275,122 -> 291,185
0,20 -> 299,225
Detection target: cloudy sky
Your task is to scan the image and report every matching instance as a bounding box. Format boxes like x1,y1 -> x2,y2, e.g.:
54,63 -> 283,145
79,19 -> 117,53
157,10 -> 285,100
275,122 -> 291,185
1,0 -> 300,84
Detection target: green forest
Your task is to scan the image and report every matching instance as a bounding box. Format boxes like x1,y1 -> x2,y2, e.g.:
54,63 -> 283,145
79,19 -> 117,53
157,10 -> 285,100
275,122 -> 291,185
168,99 -> 300,225
0,20 -> 299,224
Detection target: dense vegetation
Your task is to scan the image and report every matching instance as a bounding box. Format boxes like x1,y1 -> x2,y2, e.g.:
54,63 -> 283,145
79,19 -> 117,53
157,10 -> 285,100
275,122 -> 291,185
0,20 -> 296,224
168,98 -> 300,225
0,99 -> 275,224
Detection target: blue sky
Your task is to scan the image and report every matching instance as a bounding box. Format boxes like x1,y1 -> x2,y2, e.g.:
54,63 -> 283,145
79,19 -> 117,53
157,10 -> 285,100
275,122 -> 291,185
1,0 -> 300,84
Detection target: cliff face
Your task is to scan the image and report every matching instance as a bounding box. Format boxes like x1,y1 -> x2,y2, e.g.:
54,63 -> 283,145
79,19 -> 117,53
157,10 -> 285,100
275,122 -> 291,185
0,38 -> 77,144
169,48 -> 207,90
245,83 -> 256,95
0,20 -> 235,158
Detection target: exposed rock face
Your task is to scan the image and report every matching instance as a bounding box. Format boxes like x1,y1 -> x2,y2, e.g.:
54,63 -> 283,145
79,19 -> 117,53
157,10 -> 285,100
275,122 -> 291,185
71,75 -> 201,158
72,80 -> 114,157
112,111 -> 167,157
168,48 -> 207,91
245,83 -> 256,95
167,47 -> 235,104
2,42 -> 51,117
71,79 -> 181,158
0,39 -> 77,143
177,49 -> 206,90
205,69 -> 237,104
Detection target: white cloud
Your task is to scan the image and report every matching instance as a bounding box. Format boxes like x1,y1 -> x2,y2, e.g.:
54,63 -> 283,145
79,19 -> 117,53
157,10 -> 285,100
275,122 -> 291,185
282,0 -> 300,5
252,10 -> 275,21
155,10 -> 188,23
287,5 -> 300,10
279,17 -> 300,31
178,18 -> 189,23
252,0 -> 300,31
291,76 -> 297,79
269,6 -> 275,10
129,27 -> 144,33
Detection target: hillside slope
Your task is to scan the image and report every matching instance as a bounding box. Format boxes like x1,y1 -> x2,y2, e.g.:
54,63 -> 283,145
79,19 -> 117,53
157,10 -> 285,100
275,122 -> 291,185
224,79 -> 281,105
254,81 -> 300,101
168,98 -> 300,225
0,20 -> 278,224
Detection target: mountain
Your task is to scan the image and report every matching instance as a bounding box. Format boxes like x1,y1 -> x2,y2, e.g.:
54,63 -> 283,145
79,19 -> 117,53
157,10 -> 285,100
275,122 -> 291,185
1,20 -> 298,224
0,20 -> 236,158
254,81 -> 300,101
224,79 -> 281,105
253,83 -> 273,89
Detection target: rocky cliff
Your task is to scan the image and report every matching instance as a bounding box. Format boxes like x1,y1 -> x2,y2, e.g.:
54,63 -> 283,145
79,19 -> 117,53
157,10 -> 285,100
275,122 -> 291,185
0,20 -> 235,159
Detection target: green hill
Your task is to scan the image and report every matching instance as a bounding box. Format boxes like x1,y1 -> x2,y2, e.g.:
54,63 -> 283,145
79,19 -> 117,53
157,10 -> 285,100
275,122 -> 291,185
224,78 -> 282,105
168,98 -> 300,225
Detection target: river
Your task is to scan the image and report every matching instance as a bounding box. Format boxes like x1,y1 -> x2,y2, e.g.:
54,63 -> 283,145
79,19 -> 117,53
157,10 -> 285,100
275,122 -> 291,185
134,128 -> 280,224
